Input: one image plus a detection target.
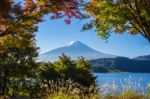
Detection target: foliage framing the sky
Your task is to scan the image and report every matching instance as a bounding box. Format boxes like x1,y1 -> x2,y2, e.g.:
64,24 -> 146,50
84,0 -> 150,42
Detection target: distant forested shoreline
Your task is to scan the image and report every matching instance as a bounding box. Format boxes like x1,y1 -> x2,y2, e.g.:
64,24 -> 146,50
90,57 -> 150,73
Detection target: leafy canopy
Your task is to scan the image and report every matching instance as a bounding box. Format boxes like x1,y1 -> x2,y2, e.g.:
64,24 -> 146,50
84,0 -> 150,42
0,0 -> 83,37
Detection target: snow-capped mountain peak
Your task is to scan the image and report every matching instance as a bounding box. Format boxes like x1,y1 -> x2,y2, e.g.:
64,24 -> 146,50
39,41 -> 116,62
67,41 -> 84,46
68,41 -> 76,46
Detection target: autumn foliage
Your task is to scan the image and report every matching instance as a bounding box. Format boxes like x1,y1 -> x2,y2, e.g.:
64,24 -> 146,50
0,0 -> 84,97
84,0 -> 150,42
0,0 -> 82,37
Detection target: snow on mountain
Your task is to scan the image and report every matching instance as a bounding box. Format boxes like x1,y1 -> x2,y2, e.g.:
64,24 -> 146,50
39,41 -> 116,62
68,41 -> 76,46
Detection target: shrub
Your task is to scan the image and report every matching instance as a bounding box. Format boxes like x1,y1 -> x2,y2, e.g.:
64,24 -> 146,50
40,54 -> 96,88
38,54 -> 97,98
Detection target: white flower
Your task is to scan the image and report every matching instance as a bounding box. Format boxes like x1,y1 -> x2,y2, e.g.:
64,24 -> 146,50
148,83 -> 150,87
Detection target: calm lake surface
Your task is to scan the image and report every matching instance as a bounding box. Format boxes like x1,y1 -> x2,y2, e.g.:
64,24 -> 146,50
95,73 -> 150,93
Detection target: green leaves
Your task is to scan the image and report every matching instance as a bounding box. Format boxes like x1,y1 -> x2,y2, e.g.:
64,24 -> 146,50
40,54 -> 96,87
85,0 -> 150,42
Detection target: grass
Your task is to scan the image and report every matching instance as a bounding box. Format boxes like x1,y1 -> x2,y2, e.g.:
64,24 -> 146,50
41,78 -> 99,99
1,77 -> 149,99
42,78 -> 150,99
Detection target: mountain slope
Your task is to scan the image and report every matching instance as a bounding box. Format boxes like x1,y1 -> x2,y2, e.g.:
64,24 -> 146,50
39,41 -> 116,62
133,55 -> 150,60
90,57 -> 150,73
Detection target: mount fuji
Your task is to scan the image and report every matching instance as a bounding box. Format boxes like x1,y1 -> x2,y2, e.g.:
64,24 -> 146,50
39,41 -> 116,62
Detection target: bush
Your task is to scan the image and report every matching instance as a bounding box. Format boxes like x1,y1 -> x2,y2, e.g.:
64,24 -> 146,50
38,54 -> 97,98
40,54 -> 96,88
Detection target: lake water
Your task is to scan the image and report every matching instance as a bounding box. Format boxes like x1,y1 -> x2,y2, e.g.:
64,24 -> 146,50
95,73 -> 150,94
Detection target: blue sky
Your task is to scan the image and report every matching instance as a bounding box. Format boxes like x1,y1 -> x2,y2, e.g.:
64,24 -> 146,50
36,15 -> 150,58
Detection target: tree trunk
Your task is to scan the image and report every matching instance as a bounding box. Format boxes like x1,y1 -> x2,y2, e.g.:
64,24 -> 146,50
1,70 -> 9,96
